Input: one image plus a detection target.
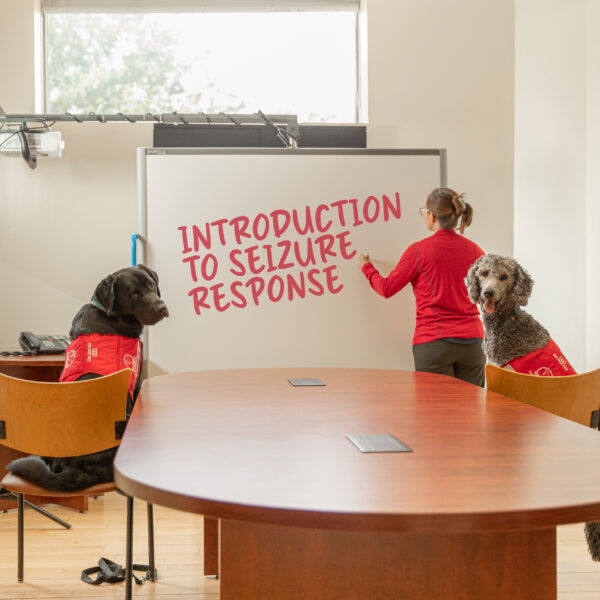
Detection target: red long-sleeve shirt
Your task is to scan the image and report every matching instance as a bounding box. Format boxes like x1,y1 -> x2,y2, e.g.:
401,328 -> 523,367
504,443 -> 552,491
362,229 -> 484,345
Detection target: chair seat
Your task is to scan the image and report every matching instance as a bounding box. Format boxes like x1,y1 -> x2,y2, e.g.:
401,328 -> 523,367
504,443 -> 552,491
1,472 -> 117,497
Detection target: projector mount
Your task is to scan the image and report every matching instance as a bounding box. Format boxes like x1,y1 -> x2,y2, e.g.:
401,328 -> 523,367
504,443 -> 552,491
0,110 -> 300,170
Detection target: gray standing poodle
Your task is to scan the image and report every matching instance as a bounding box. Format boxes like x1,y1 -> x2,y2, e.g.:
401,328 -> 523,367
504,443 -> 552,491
465,255 -> 600,560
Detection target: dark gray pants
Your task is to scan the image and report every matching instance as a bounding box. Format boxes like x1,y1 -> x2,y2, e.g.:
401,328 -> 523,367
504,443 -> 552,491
412,339 -> 486,387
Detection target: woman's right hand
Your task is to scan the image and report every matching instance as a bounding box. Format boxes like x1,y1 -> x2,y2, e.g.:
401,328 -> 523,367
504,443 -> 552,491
358,253 -> 371,269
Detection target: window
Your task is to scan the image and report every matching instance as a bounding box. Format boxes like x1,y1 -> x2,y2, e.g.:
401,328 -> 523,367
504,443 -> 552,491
43,1 -> 361,123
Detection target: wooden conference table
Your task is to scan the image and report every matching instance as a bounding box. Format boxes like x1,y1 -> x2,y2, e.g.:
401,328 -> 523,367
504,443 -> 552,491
114,368 -> 600,600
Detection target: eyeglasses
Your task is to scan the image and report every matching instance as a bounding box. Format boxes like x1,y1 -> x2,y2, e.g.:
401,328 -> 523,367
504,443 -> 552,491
418,207 -> 431,217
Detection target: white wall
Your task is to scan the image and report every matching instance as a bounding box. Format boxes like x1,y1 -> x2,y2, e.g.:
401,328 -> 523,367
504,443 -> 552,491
585,0 -> 600,370
514,0 -> 599,372
0,122 -> 151,345
367,0 -> 514,257
0,0 -> 36,112
0,1 -> 515,358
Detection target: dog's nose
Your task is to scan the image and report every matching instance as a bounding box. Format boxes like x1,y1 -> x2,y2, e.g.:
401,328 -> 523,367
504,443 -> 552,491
483,289 -> 495,299
158,303 -> 169,318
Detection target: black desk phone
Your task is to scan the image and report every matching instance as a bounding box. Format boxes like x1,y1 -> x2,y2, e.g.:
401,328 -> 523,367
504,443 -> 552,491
18,331 -> 70,354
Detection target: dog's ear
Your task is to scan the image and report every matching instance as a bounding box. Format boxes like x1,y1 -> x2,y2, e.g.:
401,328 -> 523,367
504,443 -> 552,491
465,259 -> 482,304
511,261 -> 534,306
137,264 -> 161,297
92,274 -> 118,316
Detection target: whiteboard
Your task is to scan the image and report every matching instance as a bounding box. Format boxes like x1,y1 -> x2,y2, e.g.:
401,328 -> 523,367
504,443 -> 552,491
140,148 -> 446,375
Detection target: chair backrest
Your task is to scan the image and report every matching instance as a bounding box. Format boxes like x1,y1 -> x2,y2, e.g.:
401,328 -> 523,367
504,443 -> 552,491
485,364 -> 600,427
0,369 -> 130,457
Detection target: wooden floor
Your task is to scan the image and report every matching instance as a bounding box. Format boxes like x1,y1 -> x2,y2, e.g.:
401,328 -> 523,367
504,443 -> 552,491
0,493 -> 598,599
0,493 -> 218,600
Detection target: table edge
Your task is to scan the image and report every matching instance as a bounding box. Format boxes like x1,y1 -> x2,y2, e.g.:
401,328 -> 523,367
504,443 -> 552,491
114,468 -> 600,533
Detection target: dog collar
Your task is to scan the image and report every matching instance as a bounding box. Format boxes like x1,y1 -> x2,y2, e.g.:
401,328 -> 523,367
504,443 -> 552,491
496,311 -> 517,331
91,298 -> 107,313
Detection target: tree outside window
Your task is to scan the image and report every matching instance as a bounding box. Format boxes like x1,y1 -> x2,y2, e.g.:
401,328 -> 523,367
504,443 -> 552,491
46,12 -> 358,122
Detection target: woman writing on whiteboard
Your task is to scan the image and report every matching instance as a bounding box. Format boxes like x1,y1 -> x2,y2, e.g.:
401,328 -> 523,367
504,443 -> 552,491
358,187 -> 486,387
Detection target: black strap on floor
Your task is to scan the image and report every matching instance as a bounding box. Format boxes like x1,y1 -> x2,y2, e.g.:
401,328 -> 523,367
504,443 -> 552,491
81,557 -> 149,585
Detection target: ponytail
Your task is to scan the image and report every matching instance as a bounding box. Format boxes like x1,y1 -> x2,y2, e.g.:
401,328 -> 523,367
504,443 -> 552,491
450,192 -> 473,234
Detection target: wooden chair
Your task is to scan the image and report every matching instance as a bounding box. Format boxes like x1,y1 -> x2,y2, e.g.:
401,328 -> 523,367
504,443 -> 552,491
0,369 -> 156,599
485,364 -> 600,427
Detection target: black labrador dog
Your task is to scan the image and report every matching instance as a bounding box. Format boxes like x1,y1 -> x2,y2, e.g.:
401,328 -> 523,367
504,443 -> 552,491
7,265 -> 168,492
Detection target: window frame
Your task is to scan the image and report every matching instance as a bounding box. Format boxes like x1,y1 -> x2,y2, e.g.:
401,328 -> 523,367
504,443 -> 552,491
42,1 -> 364,122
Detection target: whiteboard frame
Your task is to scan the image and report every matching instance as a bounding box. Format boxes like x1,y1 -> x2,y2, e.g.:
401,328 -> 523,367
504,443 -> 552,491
136,147 -> 447,368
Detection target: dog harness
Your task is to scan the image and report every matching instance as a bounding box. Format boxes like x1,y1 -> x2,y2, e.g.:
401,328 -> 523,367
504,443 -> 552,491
502,338 -> 576,376
61,334 -> 145,585
59,334 -> 142,398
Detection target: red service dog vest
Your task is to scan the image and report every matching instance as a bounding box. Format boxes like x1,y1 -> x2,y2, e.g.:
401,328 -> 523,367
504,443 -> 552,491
502,338 -> 576,376
59,334 -> 142,398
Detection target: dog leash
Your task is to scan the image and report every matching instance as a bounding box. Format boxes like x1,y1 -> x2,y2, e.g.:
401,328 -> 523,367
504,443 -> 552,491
81,557 -> 151,585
